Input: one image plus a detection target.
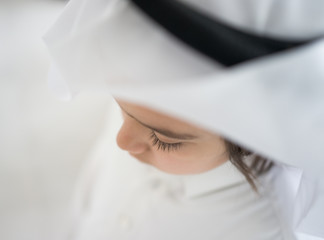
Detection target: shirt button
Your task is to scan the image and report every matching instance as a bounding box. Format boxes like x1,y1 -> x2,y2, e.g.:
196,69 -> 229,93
150,179 -> 162,190
118,214 -> 132,231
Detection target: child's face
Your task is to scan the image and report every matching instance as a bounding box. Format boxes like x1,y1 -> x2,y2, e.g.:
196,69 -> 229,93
116,100 -> 229,175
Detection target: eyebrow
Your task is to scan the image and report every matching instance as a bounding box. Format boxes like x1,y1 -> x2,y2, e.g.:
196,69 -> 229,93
120,107 -> 198,140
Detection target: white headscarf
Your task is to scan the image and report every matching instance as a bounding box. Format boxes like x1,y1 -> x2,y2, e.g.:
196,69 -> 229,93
44,0 -> 324,238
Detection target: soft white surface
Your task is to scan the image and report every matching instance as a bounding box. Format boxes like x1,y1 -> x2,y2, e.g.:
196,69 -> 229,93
0,1 -> 111,239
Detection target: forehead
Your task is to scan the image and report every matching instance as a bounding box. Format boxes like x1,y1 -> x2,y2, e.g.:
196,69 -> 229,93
116,99 -> 208,135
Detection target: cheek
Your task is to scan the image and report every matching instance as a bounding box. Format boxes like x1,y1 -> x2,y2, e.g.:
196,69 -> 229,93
152,144 -> 194,162
142,140 -> 228,175
198,139 -> 229,166
149,146 -> 202,174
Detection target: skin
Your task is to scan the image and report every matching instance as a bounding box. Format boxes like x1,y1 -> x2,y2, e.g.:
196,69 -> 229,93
116,100 -> 229,175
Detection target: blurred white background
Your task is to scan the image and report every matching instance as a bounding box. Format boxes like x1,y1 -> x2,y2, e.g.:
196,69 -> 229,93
0,0 -> 111,239
1,2 -> 323,240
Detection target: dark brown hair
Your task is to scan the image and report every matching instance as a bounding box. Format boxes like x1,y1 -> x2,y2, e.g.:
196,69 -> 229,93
224,140 -> 273,190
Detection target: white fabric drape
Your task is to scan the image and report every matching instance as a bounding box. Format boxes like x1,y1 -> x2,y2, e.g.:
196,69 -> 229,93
44,0 -> 324,239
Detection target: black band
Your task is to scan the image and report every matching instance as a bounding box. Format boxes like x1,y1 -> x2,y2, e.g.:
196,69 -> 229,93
130,0 -> 313,66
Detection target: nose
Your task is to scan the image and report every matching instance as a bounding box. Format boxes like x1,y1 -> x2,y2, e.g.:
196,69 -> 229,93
116,118 -> 149,154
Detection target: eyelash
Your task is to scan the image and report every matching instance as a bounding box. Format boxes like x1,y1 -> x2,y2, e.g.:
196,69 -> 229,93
149,131 -> 182,152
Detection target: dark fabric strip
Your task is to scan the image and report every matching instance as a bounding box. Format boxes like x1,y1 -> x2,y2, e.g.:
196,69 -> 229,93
130,0 -> 312,66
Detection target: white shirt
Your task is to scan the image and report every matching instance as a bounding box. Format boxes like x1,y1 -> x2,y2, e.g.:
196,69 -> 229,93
64,104 -> 298,240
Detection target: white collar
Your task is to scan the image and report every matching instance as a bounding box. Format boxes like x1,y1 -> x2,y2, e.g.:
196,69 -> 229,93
181,161 -> 246,199
147,160 -> 246,199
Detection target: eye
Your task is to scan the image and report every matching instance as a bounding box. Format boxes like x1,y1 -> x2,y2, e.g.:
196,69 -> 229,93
149,131 -> 182,152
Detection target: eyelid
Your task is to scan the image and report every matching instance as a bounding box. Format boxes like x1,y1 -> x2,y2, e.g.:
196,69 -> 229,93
154,131 -> 183,143
149,131 -> 182,152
